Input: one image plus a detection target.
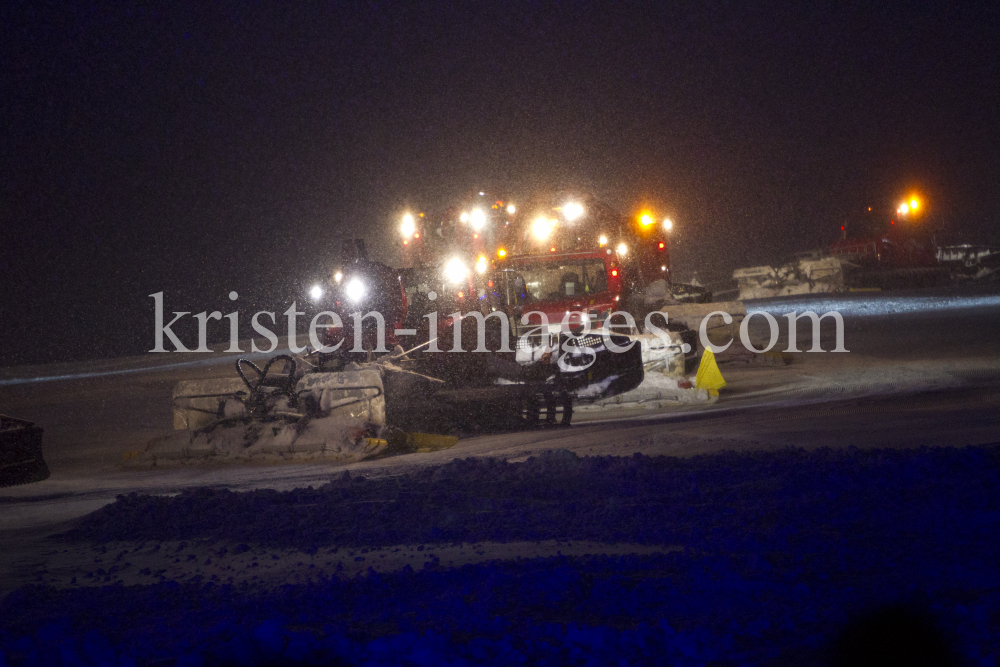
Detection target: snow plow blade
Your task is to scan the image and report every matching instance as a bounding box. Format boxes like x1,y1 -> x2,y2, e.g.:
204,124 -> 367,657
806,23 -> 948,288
0,415 -> 49,487
130,358 -> 388,467
171,366 -> 384,432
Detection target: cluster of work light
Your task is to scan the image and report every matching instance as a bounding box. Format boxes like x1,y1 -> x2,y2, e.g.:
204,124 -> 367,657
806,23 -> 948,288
399,202 -> 517,241
318,198 -> 678,304
897,197 -> 921,216
529,200 -> 588,243
309,269 -> 368,304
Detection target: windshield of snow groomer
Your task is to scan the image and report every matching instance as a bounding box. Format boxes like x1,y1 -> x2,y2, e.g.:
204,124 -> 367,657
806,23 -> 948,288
504,257 -> 609,303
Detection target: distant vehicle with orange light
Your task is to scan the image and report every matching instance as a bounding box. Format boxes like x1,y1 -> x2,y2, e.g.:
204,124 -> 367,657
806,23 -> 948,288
734,196 -> 1000,299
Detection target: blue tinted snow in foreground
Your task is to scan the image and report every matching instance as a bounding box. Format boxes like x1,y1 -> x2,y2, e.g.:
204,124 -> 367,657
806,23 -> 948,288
3,446 -> 999,665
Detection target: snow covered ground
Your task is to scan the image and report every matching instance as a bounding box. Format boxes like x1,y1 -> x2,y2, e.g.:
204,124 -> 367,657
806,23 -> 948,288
4,447 -> 1000,664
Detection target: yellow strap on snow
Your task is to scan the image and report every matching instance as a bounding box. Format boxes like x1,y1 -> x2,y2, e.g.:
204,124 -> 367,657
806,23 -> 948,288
409,433 -> 459,452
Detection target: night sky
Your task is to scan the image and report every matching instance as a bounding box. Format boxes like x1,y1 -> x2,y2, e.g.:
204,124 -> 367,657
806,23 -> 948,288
2,1 -> 997,365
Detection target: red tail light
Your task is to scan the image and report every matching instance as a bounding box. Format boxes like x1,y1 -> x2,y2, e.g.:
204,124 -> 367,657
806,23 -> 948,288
658,242 -> 665,249
611,269 -> 618,277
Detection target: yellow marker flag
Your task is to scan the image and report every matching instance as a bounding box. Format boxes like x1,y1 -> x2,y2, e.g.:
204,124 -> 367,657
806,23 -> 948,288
695,348 -> 727,397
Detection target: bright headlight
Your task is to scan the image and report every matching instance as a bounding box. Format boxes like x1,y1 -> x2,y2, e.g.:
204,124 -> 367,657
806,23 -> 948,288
532,216 -> 552,241
617,242 -> 628,256
476,255 -> 488,274
333,271 -> 343,283
401,213 -> 416,238
663,218 -> 673,231
309,284 -> 324,301
470,208 -> 486,231
563,202 -> 584,221
345,277 -> 366,303
444,257 -> 468,285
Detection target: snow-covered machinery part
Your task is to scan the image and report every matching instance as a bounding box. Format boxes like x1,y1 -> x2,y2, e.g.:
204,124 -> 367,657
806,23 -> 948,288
670,281 -> 713,304
385,327 -> 644,433
636,277 -> 712,309
937,244 -> 1000,282
733,256 -> 845,301
138,355 -> 389,466
734,244 -> 1000,299
0,414 -> 49,487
